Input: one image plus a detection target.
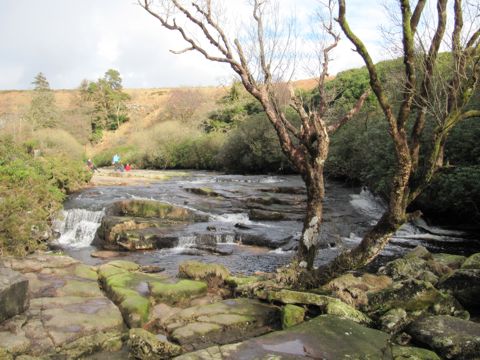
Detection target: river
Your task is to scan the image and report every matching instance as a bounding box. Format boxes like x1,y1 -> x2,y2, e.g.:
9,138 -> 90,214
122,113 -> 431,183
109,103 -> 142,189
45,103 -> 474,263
53,170 -> 480,275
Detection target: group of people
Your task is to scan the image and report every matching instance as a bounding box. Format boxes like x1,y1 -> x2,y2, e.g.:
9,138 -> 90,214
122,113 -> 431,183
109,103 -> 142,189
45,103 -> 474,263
111,153 -> 132,172
85,154 -> 132,172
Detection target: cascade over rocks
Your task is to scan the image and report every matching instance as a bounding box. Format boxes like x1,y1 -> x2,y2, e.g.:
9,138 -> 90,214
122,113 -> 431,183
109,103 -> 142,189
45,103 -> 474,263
94,200 -> 208,251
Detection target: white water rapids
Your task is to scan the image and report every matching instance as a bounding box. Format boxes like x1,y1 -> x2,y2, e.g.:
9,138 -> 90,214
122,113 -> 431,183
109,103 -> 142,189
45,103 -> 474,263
53,209 -> 105,248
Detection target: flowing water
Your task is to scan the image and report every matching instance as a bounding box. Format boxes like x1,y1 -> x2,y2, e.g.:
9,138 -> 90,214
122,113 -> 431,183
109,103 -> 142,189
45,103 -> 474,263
53,170 -> 480,275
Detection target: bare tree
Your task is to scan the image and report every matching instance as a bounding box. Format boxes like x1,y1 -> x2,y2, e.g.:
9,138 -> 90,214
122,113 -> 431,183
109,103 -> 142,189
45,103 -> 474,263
164,88 -> 206,124
139,0 -> 368,269
316,0 -> 480,280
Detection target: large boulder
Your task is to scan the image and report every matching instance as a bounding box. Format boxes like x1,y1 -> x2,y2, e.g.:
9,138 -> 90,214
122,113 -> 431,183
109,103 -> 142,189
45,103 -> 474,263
366,279 -> 464,319
174,315 -> 392,359
408,315 -> 480,360
323,272 -> 392,308
94,200 -> 208,251
0,267 -> 29,323
106,199 -> 207,221
164,298 -> 280,352
178,261 -> 230,288
98,260 -> 207,327
437,268 -> 480,310
461,252 -> 480,269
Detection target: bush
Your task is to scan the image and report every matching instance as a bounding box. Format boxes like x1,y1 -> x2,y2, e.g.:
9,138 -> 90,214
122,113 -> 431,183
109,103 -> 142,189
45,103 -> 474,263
219,113 -> 292,173
0,138 -> 91,256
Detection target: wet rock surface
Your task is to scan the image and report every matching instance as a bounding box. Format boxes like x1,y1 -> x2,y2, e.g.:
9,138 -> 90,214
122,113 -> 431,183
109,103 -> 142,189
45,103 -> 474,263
163,298 -> 280,352
0,254 -> 124,359
174,315 -> 392,360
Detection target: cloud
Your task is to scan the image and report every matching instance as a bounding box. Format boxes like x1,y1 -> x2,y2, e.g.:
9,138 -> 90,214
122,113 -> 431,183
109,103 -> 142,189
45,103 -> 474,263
0,0 -> 391,90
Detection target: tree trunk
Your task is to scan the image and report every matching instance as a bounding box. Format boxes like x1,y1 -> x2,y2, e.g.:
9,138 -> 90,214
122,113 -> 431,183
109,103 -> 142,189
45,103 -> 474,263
298,163 -> 326,269
316,135 -> 412,281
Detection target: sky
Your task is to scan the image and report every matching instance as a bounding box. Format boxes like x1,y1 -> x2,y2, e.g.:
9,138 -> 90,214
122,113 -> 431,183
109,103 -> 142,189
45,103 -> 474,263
0,0 -> 390,90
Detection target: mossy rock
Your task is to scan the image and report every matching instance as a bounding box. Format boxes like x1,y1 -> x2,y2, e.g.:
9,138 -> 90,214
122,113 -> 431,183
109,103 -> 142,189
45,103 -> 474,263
408,315 -> 480,360
256,289 -> 371,325
0,348 -> 13,360
106,260 -> 140,271
108,199 -> 205,221
324,272 -> 392,308
178,261 -> 230,285
379,257 -> 428,281
461,253 -> 480,269
73,264 -> 98,281
281,304 -> 305,329
150,280 -> 207,305
129,328 -> 182,360
119,293 -> 151,327
432,253 -> 466,270
225,275 -> 260,288
165,298 -> 280,352
177,315 -> 391,359
379,308 -> 408,334
391,345 -> 441,360
367,279 -> 463,317
437,268 -> 480,310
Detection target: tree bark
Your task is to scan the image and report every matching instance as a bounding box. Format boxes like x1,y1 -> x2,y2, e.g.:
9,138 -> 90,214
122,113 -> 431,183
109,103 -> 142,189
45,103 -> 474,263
298,163 -> 326,269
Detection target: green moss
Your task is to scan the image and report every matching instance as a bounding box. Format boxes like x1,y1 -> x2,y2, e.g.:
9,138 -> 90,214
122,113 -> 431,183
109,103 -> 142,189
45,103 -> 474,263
391,345 -> 441,360
432,253 -> 466,270
59,279 -> 103,297
74,264 -> 98,281
281,304 -> 305,329
461,253 -> 480,269
120,295 -> 151,326
98,264 -> 128,280
128,328 -> 182,359
150,280 -> 207,305
225,276 -> 259,286
106,260 -> 140,271
178,261 -> 230,282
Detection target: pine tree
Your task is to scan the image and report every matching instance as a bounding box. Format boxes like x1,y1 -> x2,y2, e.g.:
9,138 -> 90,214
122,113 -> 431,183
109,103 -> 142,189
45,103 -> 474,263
26,72 -> 59,129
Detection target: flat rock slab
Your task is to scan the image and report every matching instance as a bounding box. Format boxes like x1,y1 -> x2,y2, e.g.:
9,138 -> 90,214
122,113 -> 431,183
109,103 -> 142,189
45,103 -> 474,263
174,314 -> 392,359
164,298 -> 280,352
0,254 -> 124,358
0,267 -> 29,323
408,315 -> 480,360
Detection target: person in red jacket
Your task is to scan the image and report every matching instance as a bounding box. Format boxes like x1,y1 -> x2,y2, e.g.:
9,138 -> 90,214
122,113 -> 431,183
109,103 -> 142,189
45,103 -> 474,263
124,163 -> 131,172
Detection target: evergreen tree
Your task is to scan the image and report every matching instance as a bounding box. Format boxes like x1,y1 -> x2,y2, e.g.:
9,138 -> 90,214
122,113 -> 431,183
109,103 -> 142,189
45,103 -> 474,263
81,69 -> 130,142
26,72 -> 59,129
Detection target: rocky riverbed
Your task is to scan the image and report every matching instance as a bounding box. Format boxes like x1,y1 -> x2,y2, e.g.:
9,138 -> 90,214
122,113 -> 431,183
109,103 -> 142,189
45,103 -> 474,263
0,246 -> 479,359
1,169 -> 479,359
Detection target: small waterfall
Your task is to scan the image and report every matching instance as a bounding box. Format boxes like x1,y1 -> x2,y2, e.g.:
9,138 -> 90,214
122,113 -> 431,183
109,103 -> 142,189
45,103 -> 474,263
349,188 -> 386,221
174,233 -> 237,251
54,209 -> 104,248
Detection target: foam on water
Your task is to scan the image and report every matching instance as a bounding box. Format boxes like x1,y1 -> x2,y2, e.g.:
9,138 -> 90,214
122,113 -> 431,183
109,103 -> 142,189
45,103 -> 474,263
349,188 -> 385,220
211,213 -> 252,224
